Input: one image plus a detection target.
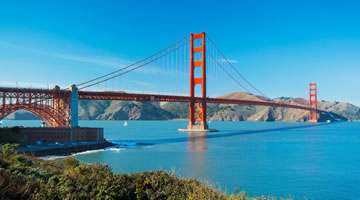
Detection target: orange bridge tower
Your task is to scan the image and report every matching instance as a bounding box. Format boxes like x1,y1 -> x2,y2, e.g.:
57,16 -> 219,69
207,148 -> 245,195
179,32 -> 217,132
309,83 -> 318,122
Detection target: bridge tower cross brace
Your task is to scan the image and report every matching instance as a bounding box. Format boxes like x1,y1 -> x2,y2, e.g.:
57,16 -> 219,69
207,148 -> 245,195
309,83 -> 318,122
188,32 -> 208,130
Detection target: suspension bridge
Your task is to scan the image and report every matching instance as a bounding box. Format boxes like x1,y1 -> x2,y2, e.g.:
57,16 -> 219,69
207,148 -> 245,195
0,32 -> 323,131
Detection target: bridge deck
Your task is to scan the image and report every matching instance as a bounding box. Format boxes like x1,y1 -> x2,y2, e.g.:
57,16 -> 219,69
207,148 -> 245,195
78,91 -> 323,112
0,87 -> 323,113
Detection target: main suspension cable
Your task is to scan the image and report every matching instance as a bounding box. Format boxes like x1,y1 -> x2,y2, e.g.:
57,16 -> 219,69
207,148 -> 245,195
77,34 -> 190,87
79,41 -> 189,90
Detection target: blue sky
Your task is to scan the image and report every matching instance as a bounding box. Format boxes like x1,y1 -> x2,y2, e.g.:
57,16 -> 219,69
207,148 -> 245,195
1,0 -> 360,105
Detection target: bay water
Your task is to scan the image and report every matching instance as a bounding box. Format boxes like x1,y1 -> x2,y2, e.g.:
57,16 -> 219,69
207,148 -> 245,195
2,120 -> 360,199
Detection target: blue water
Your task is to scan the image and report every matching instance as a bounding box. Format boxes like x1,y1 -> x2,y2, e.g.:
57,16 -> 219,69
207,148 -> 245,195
2,120 -> 360,199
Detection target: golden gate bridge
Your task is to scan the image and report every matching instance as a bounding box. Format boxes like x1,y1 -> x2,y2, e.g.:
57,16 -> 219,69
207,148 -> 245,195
0,32 -> 322,131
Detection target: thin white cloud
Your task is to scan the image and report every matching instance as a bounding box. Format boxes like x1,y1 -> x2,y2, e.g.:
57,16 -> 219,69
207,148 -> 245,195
135,66 -> 163,75
0,41 -> 187,81
0,80 -> 68,89
221,58 -> 239,63
136,65 -> 188,78
128,80 -> 157,89
47,52 -> 128,68
0,41 -> 131,69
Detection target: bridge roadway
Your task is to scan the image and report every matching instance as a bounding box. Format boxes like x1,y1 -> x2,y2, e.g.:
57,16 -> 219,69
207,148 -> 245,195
0,87 -> 323,113
0,87 -> 323,127
78,91 -> 324,113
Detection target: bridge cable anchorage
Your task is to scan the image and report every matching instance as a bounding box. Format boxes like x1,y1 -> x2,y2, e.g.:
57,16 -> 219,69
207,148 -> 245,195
79,41 -> 190,90
206,35 -> 269,99
76,34 -> 190,88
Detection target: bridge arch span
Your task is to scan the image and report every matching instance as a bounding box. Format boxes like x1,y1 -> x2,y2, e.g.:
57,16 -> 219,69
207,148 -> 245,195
0,104 -> 67,127
0,87 -> 72,127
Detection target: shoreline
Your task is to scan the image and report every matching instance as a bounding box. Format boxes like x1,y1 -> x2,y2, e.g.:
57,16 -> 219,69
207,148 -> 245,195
17,140 -> 116,157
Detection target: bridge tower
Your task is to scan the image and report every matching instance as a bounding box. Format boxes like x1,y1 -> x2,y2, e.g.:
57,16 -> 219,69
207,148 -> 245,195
186,32 -> 209,131
309,83 -> 318,122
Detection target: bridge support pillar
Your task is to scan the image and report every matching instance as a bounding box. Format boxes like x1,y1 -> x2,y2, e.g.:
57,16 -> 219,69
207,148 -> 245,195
179,32 -> 217,132
70,84 -> 79,127
309,83 -> 318,123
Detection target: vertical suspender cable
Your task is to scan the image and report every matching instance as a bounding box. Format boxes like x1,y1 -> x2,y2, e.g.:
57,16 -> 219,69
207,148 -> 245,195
166,50 -> 169,94
176,43 -> 178,95
171,45 -> 174,95
180,41 -> 182,95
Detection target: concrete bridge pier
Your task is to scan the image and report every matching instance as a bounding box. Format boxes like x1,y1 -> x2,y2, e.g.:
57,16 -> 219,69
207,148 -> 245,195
178,125 -> 218,133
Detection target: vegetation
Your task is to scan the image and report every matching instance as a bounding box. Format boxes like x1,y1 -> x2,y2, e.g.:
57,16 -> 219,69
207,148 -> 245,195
0,144 -> 290,200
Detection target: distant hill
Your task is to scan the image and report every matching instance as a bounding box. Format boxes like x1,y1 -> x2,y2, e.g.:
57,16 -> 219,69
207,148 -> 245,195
219,92 -> 270,101
78,100 -> 174,120
5,92 -> 360,122
5,110 -> 39,120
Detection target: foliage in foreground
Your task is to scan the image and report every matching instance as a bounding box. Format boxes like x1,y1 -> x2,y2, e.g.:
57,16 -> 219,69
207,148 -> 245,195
0,144 -> 290,200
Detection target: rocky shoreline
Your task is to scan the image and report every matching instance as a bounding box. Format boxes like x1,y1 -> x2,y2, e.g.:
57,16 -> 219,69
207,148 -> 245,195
18,140 -> 116,157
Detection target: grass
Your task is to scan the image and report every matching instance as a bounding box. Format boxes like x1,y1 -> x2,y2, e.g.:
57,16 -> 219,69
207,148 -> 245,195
0,143 -> 291,200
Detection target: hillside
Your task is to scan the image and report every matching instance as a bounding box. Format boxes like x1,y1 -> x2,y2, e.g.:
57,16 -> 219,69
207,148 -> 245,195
5,92 -> 360,122
0,144 -> 283,200
79,100 -> 174,120
4,110 -> 39,120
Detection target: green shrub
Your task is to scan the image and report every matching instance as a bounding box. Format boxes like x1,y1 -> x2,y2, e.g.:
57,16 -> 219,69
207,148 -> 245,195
0,143 -> 20,157
0,144 -> 291,200
14,155 -> 33,167
0,158 -> 9,168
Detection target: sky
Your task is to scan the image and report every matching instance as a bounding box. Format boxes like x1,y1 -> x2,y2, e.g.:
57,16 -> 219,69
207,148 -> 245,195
1,0 -> 360,105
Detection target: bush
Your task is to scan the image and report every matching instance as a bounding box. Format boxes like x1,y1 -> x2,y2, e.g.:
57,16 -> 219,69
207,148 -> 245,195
14,155 -> 33,167
0,144 -> 291,200
0,143 -> 20,157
